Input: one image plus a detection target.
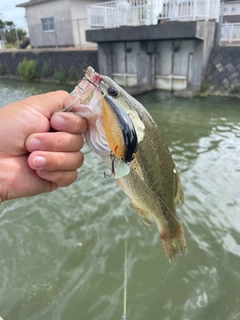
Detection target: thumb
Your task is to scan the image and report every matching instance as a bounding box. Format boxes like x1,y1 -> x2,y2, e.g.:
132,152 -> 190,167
25,90 -> 74,119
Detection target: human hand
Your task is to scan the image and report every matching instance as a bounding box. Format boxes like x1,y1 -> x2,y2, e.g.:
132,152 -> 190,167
0,91 -> 87,203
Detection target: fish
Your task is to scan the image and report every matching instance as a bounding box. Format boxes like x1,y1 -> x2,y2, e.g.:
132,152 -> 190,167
63,66 -> 186,262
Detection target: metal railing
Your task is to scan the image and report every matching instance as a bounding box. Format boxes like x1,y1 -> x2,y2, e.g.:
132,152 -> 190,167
221,23 -> 240,43
160,0 -> 219,21
87,0 -> 220,28
87,0 -> 151,28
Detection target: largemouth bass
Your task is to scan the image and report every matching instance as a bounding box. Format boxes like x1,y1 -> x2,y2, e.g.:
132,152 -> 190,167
63,66 -> 186,262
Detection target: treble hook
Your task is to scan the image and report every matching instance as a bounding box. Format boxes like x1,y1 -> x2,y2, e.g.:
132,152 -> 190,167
77,79 -> 85,91
104,152 -> 116,178
82,71 -> 105,95
77,70 -> 96,91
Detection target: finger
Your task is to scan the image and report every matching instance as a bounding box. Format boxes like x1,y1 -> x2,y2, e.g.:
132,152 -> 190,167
28,151 -> 84,171
23,90 -> 73,119
26,132 -> 84,152
36,170 -> 78,188
50,112 -> 88,134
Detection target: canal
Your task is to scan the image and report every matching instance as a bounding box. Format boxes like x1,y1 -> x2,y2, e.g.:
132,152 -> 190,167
0,79 -> 240,320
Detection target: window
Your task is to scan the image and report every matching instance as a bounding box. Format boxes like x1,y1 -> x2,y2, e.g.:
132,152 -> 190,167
41,17 -> 55,32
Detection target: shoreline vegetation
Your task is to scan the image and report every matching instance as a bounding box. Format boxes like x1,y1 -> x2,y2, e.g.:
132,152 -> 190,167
1,57 -> 240,98
0,57 -> 80,85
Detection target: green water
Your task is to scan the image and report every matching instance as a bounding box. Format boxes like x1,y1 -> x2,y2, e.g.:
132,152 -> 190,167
0,79 -> 240,320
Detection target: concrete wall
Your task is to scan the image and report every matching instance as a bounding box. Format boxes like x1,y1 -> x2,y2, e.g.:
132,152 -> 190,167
87,21 -> 217,92
70,0 -> 99,48
86,21 -> 216,91
26,0 -> 73,47
2,46 -> 239,95
204,46 -> 240,92
0,49 -> 98,80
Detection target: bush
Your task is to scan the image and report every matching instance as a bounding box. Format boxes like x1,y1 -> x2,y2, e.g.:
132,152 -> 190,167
201,81 -> 209,92
53,65 -> 67,83
0,61 -> 6,75
41,59 -> 53,79
228,83 -> 240,94
17,57 -> 39,80
67,66 -> 79,83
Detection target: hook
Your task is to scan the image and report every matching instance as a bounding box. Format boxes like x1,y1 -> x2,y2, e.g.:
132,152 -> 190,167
104,152 -> 116,178
77,79 -> 86,91
82,71 -> 104,95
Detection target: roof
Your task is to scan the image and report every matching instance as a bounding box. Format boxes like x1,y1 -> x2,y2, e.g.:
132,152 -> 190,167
16,0 -> 52,8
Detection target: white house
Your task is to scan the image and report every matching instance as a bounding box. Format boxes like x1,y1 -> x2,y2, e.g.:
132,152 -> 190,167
17,0 -> 101,48
221,0 -> 240,43
223,0 -> 240,23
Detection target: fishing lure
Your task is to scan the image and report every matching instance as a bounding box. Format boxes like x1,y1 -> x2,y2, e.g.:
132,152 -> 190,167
82,75 -> 138,178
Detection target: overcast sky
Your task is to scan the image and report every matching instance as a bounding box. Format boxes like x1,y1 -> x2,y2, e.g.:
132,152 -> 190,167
0,0 -> 28,31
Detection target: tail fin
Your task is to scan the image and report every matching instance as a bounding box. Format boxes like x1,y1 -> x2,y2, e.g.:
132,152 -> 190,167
160,226 -> 186,263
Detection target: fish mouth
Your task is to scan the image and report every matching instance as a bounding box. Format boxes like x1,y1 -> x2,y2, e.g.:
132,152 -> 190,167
85,66 -> 103,86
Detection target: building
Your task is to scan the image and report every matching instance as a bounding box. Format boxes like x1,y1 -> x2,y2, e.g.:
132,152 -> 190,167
85,0 -> 220,93
221,0 -> 240,44
17,0 -> 101,48
223,0 -> 240,23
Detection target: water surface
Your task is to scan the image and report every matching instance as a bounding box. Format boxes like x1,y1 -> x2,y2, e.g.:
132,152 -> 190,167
0,79 -> 240,320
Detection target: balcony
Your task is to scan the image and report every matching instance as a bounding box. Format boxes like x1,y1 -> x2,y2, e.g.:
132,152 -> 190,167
221,23 -> 240,44
87,0 -> 220,29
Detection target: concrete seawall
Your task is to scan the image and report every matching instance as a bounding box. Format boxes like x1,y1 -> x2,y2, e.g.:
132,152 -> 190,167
204,46 -> 240,93
1,46 -> 240,97
0,49 -> 98,81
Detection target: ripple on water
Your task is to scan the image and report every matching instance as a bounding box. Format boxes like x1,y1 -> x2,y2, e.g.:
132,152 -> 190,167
2,83 -> 240,320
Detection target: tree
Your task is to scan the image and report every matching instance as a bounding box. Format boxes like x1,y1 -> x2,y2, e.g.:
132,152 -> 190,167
0,19 -> 27,43
0,19 -> 5,30
4,21 -> 15,32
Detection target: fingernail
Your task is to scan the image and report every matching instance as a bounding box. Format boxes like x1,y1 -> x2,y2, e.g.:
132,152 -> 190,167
33,156 -> 47,168
28,138 -> 40,150
52,115 -> 65,128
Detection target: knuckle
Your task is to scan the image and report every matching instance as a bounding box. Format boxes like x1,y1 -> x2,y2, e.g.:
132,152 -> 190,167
76,115 -> 87,133
58,171 -> 78,187
57,153 -> 66,170
77,152 -> 84,167
78,135 -> 84,150
55,134 -> 63,152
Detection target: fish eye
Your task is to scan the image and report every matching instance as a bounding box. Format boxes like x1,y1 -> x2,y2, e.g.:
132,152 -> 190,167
107,87 -> 118,97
